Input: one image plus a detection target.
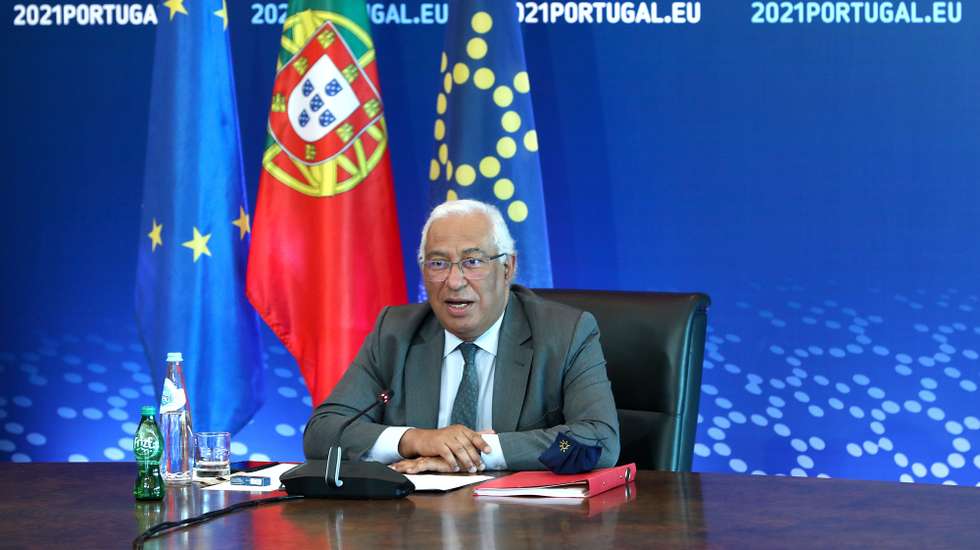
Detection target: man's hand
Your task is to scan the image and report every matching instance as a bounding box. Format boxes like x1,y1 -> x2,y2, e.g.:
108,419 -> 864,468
390,456 -> 478,474
398,425 -> 491,473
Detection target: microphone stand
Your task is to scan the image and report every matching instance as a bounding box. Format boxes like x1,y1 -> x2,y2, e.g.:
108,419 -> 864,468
325,389 -> 392,488
281,390 -> 415,499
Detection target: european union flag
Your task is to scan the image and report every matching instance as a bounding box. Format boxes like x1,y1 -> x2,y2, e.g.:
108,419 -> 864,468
135,0 -> 263,434
426,1 -> 553,291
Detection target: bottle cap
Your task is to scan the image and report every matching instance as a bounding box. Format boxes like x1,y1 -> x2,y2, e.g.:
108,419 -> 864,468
141,405 -> 156,416
166,352 -> 183,362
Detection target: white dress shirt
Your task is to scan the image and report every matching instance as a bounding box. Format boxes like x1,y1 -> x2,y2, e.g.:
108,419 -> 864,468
365,311 -> 508,470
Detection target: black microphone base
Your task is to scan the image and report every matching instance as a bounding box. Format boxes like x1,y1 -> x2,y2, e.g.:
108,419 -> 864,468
280,460 -> 415,499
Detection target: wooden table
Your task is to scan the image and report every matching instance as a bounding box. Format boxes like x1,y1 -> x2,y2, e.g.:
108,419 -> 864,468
1,463 -> 979,548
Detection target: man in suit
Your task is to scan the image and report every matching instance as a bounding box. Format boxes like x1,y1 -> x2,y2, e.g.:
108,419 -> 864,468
303,199 -> 619,472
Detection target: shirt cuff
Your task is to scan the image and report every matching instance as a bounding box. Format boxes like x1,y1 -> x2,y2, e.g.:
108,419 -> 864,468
363,426 -> 412,464
480,433 -> 508,470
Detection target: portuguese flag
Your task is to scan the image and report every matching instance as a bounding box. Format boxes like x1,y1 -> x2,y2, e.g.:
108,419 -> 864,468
247,0 -> 407,406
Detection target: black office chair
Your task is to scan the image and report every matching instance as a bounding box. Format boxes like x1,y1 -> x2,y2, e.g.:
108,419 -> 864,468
534,289 -> 710,472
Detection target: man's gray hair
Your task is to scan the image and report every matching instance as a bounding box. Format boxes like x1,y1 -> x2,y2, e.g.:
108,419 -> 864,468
417,199 -> 516,264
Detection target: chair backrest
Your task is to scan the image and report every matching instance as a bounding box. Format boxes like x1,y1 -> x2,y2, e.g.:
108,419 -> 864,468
533,289 -> 710,471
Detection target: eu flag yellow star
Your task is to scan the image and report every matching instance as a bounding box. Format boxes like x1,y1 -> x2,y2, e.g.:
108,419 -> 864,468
147,219 -> 163,252
214,0 -> 229,30
163,0 -> 189,21
182,227 -> 212,262
231,206 -> 251,240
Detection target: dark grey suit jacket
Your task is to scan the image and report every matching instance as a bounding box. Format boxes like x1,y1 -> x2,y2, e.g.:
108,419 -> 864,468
303,285 -> 620,470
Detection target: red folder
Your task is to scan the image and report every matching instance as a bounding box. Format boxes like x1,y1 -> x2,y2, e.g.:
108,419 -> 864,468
473,463 -> 637,498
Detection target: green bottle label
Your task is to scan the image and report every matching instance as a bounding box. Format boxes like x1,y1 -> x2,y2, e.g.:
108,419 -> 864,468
134,437 -> 159,458
134,417 -> 162,461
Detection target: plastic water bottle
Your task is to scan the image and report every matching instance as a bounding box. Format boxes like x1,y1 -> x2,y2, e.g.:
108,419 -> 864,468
160,352 -> 194,485
133,405 -> 165,501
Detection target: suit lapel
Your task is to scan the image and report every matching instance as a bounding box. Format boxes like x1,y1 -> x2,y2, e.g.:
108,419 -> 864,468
492,292 -> 533,432
404,314 -> 444,428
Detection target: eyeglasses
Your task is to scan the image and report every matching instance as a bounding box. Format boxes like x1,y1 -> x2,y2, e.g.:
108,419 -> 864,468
423,253 -> 508,282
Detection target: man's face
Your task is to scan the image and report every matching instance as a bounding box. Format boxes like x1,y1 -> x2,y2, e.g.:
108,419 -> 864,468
423,212 -> 515,341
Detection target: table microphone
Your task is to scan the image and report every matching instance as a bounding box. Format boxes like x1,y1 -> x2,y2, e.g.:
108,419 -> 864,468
280,390 -> 415,499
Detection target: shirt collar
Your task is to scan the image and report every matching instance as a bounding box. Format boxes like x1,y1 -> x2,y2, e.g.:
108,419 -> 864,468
443,309 -> 505,359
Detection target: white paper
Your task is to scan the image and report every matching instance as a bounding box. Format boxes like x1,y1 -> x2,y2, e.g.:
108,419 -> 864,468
201,463 -> 297,492
473,485 -> 588,498
405,474 -> 493,492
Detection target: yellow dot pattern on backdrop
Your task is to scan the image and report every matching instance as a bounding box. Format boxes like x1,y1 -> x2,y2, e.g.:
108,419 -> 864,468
456,164 -> 476,186
479,156 -> 501,178
472,12 -> 493,34
508,200 -> 528,222
496,137 -> 516,158
493,86 -> 513,107
524,130 -> 538,152
467,38 -> 487,60
474,68 -> 495,90
501,111 -> 521,133
453,63 -> 470,85
426,8 -> 542,225
494,179 -> 514,200
514,71 -> 530,93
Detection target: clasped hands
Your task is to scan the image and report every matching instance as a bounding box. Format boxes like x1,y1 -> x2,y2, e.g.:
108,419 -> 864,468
390,424 -> 493,474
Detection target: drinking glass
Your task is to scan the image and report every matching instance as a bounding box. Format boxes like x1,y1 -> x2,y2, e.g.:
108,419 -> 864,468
193,431 -> 231,480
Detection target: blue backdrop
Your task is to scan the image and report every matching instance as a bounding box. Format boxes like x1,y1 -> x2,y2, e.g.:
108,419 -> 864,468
2,1 -> 978,486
